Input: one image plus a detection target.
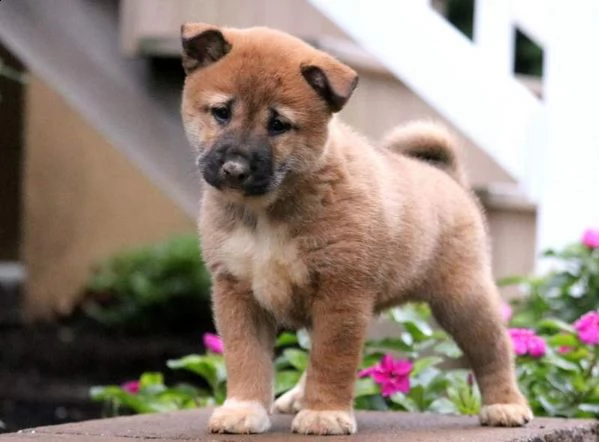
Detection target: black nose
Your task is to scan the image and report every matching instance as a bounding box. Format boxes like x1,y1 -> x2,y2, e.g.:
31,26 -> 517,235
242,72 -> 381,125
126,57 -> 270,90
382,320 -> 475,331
221,159 -> 249,184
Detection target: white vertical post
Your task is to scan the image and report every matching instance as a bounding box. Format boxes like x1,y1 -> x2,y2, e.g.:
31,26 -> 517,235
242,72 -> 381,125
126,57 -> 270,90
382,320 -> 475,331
537,1 -> 599,256
474,0 -> 515,75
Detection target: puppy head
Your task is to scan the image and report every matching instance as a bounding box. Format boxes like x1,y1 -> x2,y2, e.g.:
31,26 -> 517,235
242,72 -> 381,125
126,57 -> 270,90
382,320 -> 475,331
180,23 -> 358,199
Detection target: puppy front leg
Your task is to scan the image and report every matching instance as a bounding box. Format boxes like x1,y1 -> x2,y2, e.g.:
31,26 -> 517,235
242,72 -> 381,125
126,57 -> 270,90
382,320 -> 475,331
291,290 -> 371,435
208,275 -> 276,434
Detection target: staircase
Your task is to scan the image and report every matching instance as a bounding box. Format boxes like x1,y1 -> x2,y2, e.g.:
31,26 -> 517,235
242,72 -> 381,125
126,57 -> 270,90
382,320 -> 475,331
0,0 -> 198,218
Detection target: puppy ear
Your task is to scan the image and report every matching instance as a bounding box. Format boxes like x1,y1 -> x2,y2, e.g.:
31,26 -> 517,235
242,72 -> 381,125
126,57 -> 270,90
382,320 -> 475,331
301,59 -> 359,112
181,23 -> 232,74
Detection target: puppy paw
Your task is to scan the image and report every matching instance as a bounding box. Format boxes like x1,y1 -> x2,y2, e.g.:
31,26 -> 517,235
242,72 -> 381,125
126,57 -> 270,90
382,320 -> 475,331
208,400 -> 271,434
479,403 -> 533,427
291,409 -> 356,435
272,386 -> 303,414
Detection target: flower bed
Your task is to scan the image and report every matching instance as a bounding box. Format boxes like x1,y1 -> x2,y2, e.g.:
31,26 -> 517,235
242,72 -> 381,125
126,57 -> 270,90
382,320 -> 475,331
91,229 -> 599,419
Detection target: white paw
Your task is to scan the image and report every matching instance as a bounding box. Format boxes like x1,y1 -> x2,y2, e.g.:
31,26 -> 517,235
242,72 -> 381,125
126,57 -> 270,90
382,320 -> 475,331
272,385 -> 304,414
479,403 -> 533,427
208,400 -> 271,434
291,409 -> 356,435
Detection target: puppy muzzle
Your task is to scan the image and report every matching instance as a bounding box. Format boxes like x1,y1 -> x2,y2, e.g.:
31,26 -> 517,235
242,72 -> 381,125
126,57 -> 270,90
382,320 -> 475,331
200,141 -> 276,196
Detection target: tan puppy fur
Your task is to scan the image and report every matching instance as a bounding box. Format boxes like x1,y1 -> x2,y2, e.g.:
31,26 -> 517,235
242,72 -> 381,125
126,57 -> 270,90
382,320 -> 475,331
180,23 -> 532,435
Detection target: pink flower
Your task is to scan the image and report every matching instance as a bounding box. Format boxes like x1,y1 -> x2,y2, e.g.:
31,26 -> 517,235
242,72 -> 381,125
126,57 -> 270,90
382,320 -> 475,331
501,302 -> 513,324
121,380 -> 140,394
508,328 -> 546,358
558,346 -> 572,354
574,311 -> 599,345
359,355 -> 413,397
582,229 -> 599,248
203,333 -> 224,353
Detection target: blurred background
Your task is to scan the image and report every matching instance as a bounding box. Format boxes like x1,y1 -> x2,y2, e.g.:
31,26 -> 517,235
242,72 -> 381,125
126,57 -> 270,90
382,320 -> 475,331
0,0 -> 596,434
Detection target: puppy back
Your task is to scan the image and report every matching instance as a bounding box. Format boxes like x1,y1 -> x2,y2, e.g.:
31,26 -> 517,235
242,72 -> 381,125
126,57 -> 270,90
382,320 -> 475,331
381,121 -> 467,186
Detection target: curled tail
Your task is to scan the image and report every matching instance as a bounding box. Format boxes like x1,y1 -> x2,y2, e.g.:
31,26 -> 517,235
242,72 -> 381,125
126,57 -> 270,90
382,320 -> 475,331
381,120 -> 467,186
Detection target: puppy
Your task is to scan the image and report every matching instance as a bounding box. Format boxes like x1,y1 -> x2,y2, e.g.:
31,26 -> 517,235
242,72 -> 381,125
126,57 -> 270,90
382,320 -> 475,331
180,23 -> 532,435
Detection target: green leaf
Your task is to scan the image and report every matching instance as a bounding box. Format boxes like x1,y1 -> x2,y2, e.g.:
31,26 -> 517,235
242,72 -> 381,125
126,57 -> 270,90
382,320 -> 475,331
544,353 -> 580,372
391,307 -> 433,340
579,403 -> 599,416
139,372 -> 166,395
282,349 -> 309,372
536,318 -> 576,334
428,397 -> 458,414
140,373 -> 164,388
412,357 -> 443,377
360,352 -> 385,369
389,393 -> 418,412
537,395 -> 559,416
274,370 -> 301,395
365,338 -> 412,353
354,377 -> 379,398
433,340 -> 463,359
275,332 -> 298,348
548,334 -> 579,348
354,394 -> 388,411
167,354 -> 226,391
90,386 -> 122,401
411,366 -> 442,390
408,384 -> 427,410
497,275 -> 528,287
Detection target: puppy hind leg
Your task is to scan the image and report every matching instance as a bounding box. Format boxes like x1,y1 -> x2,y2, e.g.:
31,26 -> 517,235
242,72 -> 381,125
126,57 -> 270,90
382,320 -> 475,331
272,370 -> 306,414
424,276 -> 533,427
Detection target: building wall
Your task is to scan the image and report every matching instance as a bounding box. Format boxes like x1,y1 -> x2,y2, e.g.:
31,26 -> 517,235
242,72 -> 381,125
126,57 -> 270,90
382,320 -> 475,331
340,68 -> 514,188
22,77 -> 195,319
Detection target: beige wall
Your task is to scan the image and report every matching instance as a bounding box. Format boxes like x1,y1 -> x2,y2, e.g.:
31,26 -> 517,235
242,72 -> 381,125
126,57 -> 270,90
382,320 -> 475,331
23,77 -> 195,320
486,205 -> 537,298
340,69 -> 514,188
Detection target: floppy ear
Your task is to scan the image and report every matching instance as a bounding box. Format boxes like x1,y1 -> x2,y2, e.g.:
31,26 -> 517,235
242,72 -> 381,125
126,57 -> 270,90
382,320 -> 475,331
181,23 -> 232,75
301,58 -> 359,112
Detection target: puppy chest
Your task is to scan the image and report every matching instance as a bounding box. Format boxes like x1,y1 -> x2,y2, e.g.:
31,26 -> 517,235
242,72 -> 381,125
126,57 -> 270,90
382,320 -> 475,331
217,227 -> 309,313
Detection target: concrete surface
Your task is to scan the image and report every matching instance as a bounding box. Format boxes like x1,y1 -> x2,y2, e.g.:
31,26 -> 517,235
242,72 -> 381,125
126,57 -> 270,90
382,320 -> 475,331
1,409 -> 597,441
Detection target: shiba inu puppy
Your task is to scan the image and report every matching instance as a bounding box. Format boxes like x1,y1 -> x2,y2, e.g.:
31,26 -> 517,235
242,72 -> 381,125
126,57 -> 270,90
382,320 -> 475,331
180,23 -> 532,435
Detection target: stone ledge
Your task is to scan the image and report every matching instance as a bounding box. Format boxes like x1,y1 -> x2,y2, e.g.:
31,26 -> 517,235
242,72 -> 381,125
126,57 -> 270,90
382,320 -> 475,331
1,409 -> 597,441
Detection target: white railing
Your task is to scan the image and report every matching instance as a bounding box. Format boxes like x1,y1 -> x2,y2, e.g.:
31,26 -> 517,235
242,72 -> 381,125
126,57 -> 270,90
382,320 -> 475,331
308,0 -> 599,255
307,0 -> 543,197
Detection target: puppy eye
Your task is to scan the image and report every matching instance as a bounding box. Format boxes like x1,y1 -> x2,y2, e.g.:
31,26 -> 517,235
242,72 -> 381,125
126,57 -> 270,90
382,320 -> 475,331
211,106 -> 231,125
268,117 -> 291,136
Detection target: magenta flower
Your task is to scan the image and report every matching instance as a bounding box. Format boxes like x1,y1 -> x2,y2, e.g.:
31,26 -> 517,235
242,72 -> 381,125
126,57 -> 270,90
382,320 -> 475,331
574,311 -> 599,345
121,380 -> 140,394
508,328 -> 546,358
203,333 -> 224,353
558,346 -> 572,354
582,229 -> 599,248
501,302 -> 513,324
359,355 -> 413,397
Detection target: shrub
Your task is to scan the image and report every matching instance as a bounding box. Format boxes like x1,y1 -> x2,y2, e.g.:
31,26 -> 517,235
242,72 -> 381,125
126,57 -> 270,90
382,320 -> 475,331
81,234 -> 213,335
91,229 -> 599,419
503,230 -> 599,325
